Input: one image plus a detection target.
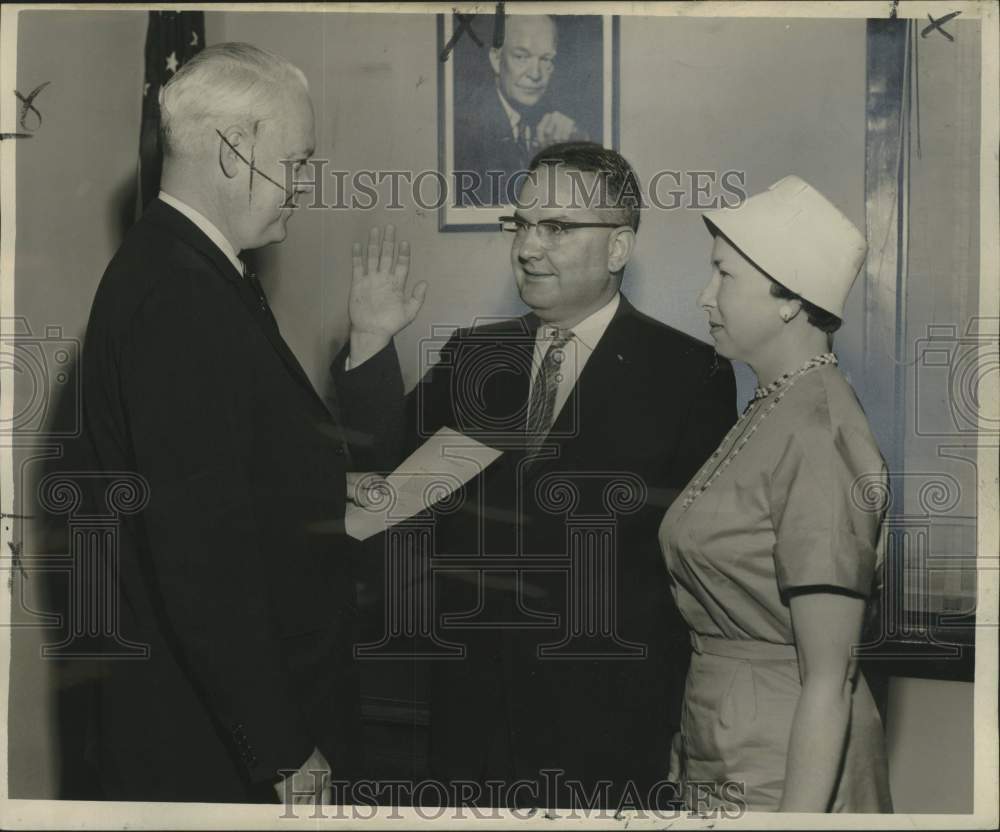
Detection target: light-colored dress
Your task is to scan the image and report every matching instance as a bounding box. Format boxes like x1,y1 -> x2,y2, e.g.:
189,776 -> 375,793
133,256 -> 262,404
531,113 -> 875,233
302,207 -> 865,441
659,355 -> 893,812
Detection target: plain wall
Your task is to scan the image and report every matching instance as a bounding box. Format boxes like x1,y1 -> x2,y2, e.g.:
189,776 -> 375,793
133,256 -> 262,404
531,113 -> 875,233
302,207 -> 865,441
6,9 -> 977,807
10,10 -> 148,800
887,677 -> 976,813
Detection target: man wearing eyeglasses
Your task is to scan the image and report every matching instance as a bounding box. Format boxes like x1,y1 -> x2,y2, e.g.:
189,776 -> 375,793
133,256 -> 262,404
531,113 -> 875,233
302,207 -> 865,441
337,142 -> 736,809
81,43 -> 366,804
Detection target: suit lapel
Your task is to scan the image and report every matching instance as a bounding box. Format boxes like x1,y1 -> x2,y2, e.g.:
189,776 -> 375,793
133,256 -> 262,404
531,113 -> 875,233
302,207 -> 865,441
145,200 -> 329,413
230,276 -> 328,411
477,313 -> 538,431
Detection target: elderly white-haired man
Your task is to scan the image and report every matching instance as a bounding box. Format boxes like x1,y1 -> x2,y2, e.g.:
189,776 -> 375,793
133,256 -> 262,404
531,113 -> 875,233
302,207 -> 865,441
82,42 -> 372,804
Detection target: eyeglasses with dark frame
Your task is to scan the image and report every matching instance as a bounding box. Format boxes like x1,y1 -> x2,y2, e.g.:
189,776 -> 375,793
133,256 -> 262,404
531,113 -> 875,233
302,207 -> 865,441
499,215 -> 626,249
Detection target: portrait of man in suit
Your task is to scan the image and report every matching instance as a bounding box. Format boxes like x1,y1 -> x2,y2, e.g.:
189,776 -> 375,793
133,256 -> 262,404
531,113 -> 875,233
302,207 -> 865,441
81,43 -> 368,805
336,142 -> 738,808
451,15 -> 604,209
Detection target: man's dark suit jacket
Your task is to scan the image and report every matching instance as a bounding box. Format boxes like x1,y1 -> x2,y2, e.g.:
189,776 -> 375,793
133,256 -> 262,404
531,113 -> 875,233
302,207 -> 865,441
336,296 -> 736,807
82,199 -> 361,803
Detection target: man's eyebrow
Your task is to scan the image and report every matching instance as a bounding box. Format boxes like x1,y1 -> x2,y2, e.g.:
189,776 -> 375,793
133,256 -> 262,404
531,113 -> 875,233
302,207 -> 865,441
511,213 -> 577,222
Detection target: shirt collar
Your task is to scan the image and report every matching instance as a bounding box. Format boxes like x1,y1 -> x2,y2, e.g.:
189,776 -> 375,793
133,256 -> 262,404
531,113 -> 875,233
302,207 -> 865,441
537,293 -> 621,352
158,191 -> 245,277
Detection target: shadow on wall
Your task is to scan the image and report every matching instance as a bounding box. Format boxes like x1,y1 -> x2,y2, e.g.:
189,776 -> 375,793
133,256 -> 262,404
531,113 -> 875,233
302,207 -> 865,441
26,172 -> 140,799
30,354 -> 102,799
110,173 -> 142,251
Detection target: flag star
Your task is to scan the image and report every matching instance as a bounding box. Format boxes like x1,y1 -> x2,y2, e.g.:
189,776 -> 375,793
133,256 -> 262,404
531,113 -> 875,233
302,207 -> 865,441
190,31 -> 199,47
165,51 -> 178,74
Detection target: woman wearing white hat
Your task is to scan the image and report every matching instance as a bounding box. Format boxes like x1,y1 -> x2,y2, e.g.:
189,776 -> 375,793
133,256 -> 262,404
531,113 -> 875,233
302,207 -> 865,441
659,176 -> 892,812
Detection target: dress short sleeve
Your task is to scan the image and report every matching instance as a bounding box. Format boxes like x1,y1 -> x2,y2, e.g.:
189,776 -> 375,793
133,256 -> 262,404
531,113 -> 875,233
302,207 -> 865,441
769,418 -> 887,598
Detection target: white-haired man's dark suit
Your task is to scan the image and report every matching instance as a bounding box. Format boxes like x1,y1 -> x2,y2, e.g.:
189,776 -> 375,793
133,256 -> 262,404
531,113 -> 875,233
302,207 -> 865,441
83,199 -> 362,802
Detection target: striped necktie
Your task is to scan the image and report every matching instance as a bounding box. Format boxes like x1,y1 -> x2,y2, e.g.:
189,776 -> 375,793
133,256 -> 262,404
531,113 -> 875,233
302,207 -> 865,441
519,122 -> 532,155
525,331 -> 573,458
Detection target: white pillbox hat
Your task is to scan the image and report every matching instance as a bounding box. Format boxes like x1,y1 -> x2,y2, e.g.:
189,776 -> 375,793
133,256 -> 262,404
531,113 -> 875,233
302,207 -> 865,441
702,175 -> 868,319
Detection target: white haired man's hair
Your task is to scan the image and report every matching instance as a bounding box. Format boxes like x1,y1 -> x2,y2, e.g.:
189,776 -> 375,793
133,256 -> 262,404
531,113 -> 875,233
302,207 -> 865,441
159,42 -> 308,158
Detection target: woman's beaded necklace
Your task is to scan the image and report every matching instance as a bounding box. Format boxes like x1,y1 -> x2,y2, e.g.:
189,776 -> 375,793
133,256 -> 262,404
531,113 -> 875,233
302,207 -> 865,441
678,353 -> 838,511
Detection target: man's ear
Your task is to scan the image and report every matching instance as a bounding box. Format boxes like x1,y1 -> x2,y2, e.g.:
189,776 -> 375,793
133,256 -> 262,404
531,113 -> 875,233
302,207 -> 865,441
217,126 -> 246,180
608,226 -> 636,274
488,48 -> 502,78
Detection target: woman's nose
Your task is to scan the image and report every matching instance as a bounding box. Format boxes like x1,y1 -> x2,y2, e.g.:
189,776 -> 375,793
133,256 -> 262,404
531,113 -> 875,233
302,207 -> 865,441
698,275 -> 719,308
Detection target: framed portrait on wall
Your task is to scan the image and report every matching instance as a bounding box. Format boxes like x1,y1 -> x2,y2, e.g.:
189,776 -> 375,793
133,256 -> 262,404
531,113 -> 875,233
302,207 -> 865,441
437,12 -> 620,231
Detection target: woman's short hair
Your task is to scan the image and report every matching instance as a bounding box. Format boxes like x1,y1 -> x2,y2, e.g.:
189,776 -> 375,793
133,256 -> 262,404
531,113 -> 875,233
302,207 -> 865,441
160,42 -> 308,158
527,141 -> 643,232
767,281 -> 843,333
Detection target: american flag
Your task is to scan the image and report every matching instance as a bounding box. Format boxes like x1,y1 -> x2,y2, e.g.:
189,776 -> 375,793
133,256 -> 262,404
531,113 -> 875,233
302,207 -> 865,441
138,11 -> 205,211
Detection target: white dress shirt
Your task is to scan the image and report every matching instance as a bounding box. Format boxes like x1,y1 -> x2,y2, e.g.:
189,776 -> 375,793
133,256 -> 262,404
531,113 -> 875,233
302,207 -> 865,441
158,190 -> 244,277
529,293 -> 620,427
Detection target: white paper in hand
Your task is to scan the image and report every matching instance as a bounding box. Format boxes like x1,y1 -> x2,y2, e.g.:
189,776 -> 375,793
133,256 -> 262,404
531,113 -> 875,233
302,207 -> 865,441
345,427 -> 502,541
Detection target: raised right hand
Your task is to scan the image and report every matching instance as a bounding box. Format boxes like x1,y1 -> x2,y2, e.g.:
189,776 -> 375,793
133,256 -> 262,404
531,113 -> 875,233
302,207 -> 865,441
348,225 -> 427,365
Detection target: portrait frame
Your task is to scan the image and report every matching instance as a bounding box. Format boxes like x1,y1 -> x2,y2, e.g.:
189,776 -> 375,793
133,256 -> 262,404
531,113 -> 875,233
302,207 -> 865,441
437,12 -> 620,232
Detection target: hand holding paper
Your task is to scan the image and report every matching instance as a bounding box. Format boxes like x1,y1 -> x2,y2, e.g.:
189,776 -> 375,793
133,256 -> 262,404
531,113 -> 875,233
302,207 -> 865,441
345,427 -> 502,541
345,471 -> 390,508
